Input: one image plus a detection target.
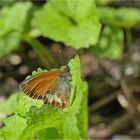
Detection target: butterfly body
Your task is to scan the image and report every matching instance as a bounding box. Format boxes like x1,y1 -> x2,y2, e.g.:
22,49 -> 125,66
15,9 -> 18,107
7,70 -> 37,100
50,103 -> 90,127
19,66 -> 71,108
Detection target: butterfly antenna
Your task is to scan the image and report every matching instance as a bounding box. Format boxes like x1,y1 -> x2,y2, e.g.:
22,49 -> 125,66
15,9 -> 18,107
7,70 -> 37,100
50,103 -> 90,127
59,49 -> 64,66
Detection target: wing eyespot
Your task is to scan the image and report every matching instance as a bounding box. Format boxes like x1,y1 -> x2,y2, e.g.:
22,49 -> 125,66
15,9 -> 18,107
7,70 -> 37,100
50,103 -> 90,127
46,90 -> 51,94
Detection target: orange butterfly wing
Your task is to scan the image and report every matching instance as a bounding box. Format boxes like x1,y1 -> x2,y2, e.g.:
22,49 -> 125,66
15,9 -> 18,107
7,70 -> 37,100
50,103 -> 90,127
19,69 -> 63,99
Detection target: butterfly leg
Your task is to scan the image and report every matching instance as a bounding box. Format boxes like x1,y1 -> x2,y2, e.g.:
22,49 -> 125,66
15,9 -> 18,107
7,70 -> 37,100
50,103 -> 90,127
60,95 -> 69,108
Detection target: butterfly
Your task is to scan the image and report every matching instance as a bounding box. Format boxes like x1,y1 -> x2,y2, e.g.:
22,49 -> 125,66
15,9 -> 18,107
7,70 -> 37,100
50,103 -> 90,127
19,66 -> 71,108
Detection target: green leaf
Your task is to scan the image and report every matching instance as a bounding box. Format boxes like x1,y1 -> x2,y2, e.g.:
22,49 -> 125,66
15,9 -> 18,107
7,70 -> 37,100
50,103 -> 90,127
0,115 -> 27,140
98,7 -> 140,27
62,56 -> 88,139
32,68 -> 47,76
33,0 -> 101,49
62,56 -> 83,139
19,105 -> 65,140
0,94 -> 17,115
0,32 -> 21,57
26,67 -> 48,79
95,0 -> 112,5
37,127 -> 60,140
62,113 -> 80,139
91,26 -> 123,59
0,0 -> 17,8
16,93 -> 43,116
0,2 -> 32,36
0,94 -> 18,122
0,2 -> 33,57
77,82 -> 88,139
0,92 -> 43,120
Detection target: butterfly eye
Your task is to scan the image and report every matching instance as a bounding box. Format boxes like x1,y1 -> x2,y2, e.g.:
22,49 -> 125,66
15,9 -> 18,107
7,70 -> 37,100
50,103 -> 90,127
46,90 -> 51,94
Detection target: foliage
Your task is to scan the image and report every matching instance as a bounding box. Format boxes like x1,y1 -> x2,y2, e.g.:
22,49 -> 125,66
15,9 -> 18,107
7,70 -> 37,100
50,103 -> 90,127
0,1 -> 140,61
26,67 -> 47,79
91,25 -> 123,59
0,1 -> 140,139
0,2 -> 33,57
0,0 -> 101,60
91,6 -> 140,59
0,56 -> 88,140
98,7 -> 140,28
0,94 -> 17,115
0,0 -> 16,8
33,0 -> 101,49
95,0 -> 112,6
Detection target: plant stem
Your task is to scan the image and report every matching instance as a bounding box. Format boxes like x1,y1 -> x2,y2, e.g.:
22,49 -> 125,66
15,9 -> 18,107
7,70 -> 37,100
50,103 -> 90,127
121,28 -> 132,77
125,28 -> 132,60
89,90 -> 120,112
120,79 -> 140,129
23,36 -> 58,68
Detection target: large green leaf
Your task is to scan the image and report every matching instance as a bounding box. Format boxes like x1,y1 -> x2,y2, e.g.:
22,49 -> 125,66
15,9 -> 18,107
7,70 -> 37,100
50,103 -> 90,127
19,105 -> 65,140
0,2 -> 33,57
37,127 -> 60,140
62,56 -> 88,139
77,82 -> 88,139
16,93 -> 43,117
95,0 -> 112,5
34,0 -> 101,49
0,0 -> 17,8
98,7 -> 140,27
0,2 -> 32,37
0,115 -> 27,140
